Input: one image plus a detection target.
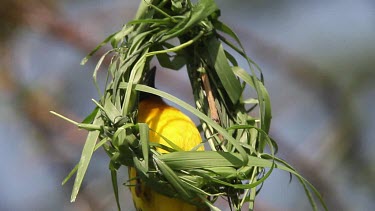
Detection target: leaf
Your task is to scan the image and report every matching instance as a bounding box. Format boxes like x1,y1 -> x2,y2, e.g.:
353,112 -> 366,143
111,25 -> 134,48
150,129 -> 184,152
153,155 -> 193,200
81,107 -> 99,124
138,123 -> 150,172
62,163 -> 78,186
62,137 -> 110,186
156,49 -> 186,70
161,0 -> 218,40
110,166 -> 121,211
122,53 -> 147,116
81,32 -> 118,65
186,0 -> 218,29
213,20 -> 262,73
206,37 -> 242,104
160,151 -> 244,169
232,66 -> 272,134
128,18 -> 171,25
224,50 -> 238,66
70,112 -> 103,202
213,20 -> 272,154
104,98 -> 122,123
242,98 -> 258,105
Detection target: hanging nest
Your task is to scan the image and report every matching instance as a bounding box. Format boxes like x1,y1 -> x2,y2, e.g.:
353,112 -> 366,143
52,0 -> 327,210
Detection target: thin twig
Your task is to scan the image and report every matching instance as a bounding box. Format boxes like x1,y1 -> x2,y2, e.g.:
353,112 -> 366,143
201,73 -> 220,123
201,73 -> 227,150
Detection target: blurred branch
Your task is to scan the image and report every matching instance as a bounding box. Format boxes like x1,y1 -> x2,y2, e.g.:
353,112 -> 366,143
23,3 -> 98,53
5,0 -> 111,64
0,1 -> 112,210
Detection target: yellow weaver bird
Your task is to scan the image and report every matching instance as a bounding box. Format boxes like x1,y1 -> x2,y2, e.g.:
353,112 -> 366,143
129,69 -> 207,211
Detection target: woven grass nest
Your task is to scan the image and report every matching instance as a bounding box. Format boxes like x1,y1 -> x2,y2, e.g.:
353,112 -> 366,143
52,0 -> 327,210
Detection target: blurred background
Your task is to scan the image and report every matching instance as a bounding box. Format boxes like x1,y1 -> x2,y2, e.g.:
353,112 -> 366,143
1,0 -> 374,210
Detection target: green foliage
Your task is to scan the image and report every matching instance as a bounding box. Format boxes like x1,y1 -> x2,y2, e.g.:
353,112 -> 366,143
51,0 -> 327,210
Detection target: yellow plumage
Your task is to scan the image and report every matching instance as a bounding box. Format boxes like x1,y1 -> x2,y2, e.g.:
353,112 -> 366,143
129,96 -> 206,211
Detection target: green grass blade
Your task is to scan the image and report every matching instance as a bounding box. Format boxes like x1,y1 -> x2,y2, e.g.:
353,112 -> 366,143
161,0 -> 218,40
81,107 -> 99,124
233,66 -> 272,134
62,163 -> 78,186
206,37 -> 242,104
110,167 -> 121,211
81,32 -> 118,65
160,151 -> 244,169
213,20 -> 262,73
104,98 -> 122,123
62,137 -> 109,186
156,52 -> 186,70
92,50 -> 114,98
150,128 -> 184,152
153,155 -> 193,200
122,54 -> 147,116
138,123 -> 150,172
70,112 -> 103,202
